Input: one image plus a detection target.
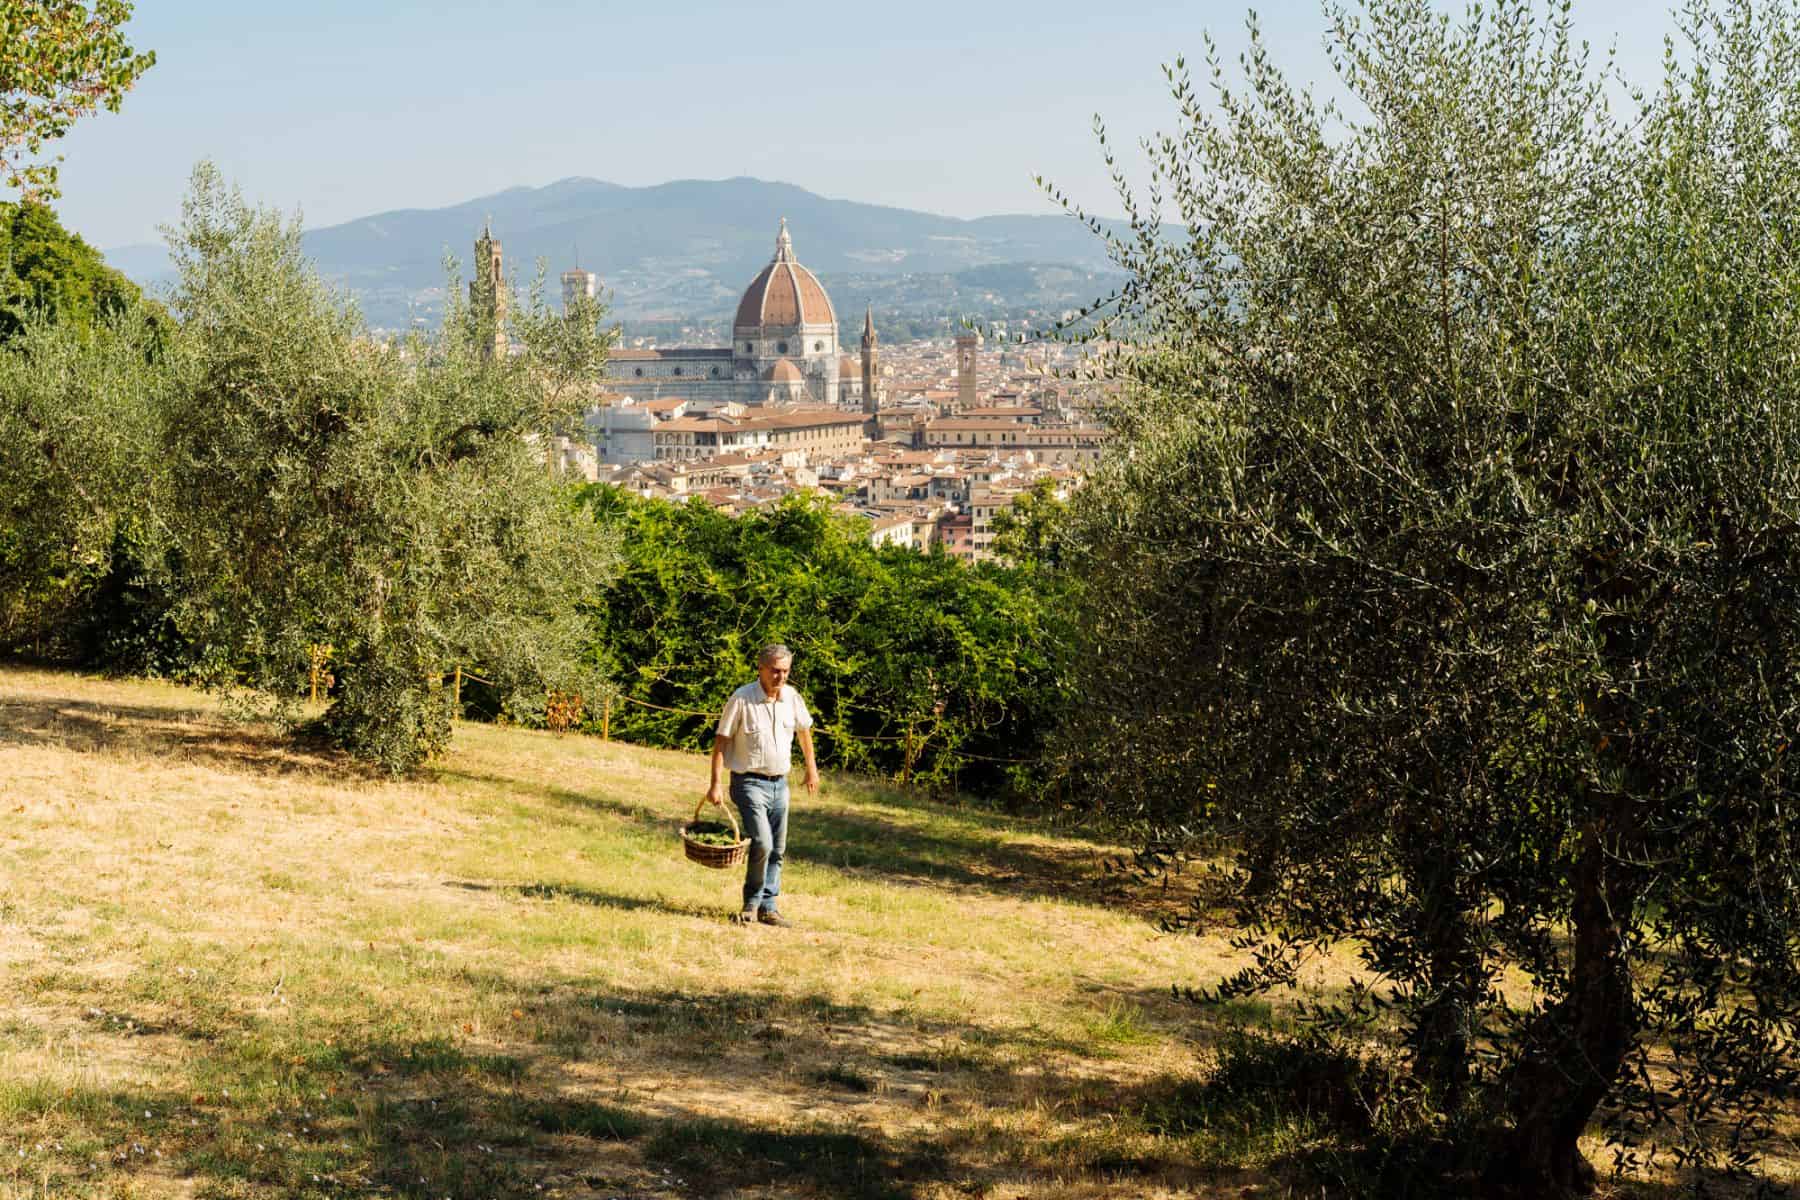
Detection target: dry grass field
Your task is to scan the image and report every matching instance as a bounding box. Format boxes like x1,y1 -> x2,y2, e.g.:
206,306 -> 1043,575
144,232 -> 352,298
0,665 -> 1793,1200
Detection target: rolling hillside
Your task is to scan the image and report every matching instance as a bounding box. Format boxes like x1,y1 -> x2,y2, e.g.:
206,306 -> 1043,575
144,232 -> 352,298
105,177 -> 1129,331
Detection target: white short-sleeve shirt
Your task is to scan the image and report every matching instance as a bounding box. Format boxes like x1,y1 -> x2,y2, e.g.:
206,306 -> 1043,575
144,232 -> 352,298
716,681 -> 813,776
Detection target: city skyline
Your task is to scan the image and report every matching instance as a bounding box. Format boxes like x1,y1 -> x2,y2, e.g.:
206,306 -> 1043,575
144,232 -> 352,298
48,0 -> 1679,253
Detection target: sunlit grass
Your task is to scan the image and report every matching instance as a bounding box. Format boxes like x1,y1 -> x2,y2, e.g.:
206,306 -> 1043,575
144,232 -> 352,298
0,665 -> 1261,1200
0,664 -> 1792,1199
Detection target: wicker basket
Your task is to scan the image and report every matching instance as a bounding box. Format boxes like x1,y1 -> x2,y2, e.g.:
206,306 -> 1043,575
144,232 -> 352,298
680,797 -> 749,870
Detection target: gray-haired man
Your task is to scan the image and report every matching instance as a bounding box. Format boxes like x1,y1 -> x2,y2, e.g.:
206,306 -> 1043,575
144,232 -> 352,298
705,644 -> 818,926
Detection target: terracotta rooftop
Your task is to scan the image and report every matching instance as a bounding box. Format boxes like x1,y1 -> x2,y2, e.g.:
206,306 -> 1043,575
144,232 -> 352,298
763,357 -> 807,384
611,347 -> 733,360
963,406 -> 1044,419
740,409 -> 865,431
927,418 -> 1042,430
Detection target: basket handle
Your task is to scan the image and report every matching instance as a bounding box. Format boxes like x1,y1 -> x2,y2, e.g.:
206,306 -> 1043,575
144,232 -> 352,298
694,794 -> 741,840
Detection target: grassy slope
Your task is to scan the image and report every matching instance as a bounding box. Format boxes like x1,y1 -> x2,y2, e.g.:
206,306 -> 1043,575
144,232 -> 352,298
0,667 -> 1790,1199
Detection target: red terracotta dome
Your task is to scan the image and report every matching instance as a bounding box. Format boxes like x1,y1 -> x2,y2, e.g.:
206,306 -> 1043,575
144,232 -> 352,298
734,219 -> 836,330
763,357 -> 806,383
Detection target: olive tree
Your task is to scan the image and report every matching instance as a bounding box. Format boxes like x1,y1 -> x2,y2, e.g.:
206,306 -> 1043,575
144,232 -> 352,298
1050,0 -> 1800,1192
0,304 -> 167,652
161,163 -> 617,771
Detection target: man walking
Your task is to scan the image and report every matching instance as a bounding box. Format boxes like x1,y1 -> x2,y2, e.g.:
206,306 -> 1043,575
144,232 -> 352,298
706,643 -> 818,926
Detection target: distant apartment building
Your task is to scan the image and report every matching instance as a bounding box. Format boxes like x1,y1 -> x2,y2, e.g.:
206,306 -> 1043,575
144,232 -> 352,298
967,488 -> 1014,558
868,512 -> 917,550
652,407 -> 866,462
587,396 -> 683,465
937,511 -> 975,561
915,418 -> 1108,467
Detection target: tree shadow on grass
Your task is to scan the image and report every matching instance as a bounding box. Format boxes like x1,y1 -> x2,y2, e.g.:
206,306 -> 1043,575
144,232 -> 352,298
1109,1027 -> 1796,1200
9,973 -> 1177,1200
0,689 -> 372,779
439,763 -> 1122,911
443,878 -> 722,921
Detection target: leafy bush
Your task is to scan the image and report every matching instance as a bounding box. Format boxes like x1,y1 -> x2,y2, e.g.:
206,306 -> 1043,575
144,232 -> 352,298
582,486 -> 1066,797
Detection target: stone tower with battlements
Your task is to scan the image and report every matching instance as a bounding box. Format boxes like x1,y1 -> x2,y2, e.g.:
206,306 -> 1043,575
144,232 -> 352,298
561,245 -> 597,317
471,222 -> 507,360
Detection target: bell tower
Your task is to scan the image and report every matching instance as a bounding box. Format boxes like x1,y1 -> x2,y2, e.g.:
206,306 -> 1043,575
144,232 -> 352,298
860,305 -> 879,418
954,330 -> 980,412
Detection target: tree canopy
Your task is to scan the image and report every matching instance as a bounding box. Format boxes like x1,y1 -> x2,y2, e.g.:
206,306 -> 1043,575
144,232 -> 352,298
0,198 -> 157,337
0,198 -> 169,654
1050,0 -> 1800,1192
0,0 -> 154,198
581,487 -> 1066,796
157,163 -> 618,771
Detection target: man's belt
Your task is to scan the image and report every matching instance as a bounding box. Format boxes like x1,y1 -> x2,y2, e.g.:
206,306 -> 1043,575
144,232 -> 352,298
731,770 -> 785,782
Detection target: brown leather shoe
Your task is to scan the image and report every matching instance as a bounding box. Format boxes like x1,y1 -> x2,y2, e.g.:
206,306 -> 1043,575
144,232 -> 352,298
734,908 -> 758,926
757,909 -> 793,928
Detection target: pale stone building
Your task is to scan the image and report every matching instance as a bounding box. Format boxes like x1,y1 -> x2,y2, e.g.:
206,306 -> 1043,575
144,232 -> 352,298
650,408 -> 867,462
914,418 -> 1109,467
561,266 -> 597,312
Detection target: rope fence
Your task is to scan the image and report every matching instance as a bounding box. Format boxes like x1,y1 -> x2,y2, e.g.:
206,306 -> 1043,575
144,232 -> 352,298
434,665 -> 1036,768
308,655 -> 1038,771
605,692 -> 1035,765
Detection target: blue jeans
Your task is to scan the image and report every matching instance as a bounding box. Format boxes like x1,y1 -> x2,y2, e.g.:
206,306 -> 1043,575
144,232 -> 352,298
731,772 -> 788,912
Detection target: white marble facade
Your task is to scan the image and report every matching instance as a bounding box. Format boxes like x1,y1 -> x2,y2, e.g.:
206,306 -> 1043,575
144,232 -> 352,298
605,220 -> 841,408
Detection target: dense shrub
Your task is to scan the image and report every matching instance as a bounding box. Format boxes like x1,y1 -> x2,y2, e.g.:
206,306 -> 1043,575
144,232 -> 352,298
581,486 -> 1066,798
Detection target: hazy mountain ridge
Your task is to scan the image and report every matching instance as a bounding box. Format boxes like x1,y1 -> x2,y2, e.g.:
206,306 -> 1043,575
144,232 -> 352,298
106,176 -> 1128,330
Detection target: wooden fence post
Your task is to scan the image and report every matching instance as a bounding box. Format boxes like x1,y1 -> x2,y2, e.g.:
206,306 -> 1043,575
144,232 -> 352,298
453,665 -> 462,710
601,695 -> 612,741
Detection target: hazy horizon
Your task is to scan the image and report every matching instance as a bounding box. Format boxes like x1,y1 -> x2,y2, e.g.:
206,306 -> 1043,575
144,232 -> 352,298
94,173 -> 1100,255
38,0 -> 1683,253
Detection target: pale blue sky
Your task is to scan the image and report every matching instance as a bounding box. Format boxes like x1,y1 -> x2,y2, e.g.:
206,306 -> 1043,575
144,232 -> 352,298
43,0 -> 1677,251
